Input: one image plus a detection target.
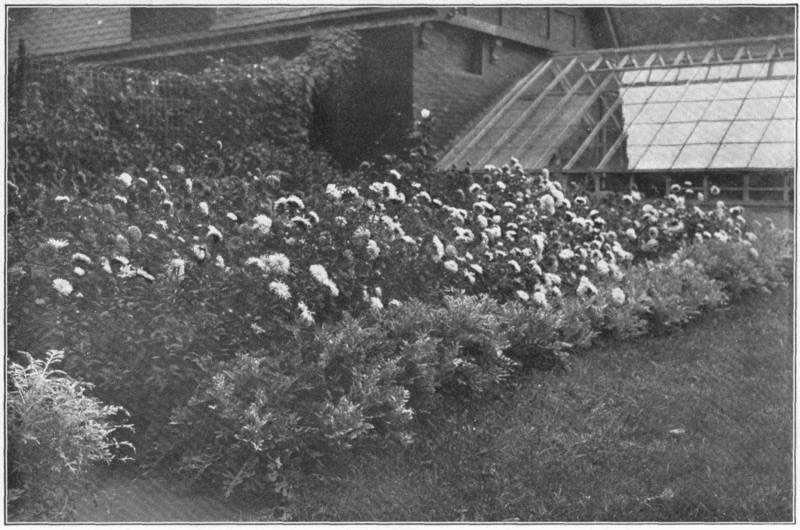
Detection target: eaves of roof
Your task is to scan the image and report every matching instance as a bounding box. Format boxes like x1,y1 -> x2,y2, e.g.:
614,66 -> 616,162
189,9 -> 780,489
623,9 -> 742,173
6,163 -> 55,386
52,6 -> 441,65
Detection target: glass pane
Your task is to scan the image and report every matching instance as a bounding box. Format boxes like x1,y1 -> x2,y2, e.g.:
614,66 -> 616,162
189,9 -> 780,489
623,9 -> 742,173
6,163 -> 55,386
774,97 -> 796,118
621,70 -> 640,84
677,66 -> 709,82
717,80 -> 753,99
624,86 -> 655,103
749,142 -> 795,168
772,61 -> 795,76
649,84 -> 686,102
626,123 -> 662,145
723,120 -> 768,142
737,98 -> 779,120
712,143 -> 757,167
667,100 -> 709,122
625,145 -> 647,169
652,122 -> 696,145
635,145 -> 681,169
705,99 -> 742,120
707,64 -> 740,80
622,103 -> 643,123
738,61 -> 769,78
784,81 -> 796,96
682,83 -> 719,101
762,119 -> 796,143
673,144 -> 718,169
748,79 -> 789,98
636,102 -> 675,123
687,121 -> 730,144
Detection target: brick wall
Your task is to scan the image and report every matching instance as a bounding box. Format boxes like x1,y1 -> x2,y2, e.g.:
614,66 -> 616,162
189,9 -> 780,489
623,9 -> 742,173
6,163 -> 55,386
7,7 -> 131,59
413,22 -> 548,153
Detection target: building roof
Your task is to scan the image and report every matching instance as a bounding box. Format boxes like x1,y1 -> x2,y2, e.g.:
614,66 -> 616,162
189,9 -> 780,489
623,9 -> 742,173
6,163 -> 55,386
437,34 -> 796,173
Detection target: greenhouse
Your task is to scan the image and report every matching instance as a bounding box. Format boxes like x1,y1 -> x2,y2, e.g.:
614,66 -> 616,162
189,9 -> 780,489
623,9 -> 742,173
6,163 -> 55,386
440,34 -> 795,206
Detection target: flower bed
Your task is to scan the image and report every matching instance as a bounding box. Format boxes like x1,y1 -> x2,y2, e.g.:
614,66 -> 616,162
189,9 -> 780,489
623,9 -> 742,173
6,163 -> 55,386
8,129 -> 790,502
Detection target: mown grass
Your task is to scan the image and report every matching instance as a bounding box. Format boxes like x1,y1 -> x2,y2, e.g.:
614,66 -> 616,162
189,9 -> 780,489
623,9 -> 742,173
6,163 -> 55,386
291,286 -> 794,522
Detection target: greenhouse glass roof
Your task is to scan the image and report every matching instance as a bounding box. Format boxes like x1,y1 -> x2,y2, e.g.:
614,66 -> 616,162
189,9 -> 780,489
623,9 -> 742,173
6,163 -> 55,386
438,35 -> 796,172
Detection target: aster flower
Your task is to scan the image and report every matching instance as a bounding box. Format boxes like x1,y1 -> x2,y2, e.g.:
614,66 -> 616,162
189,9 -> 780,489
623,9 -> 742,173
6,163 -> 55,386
366,239 -> 381,260
291,216 -> 312,230
207,225 -> 223,243
443,260 -> 459,273
389,169 -> 402,180
596,259 -> 611,276
516,290 -> 530,302
532,290 -> 548,307
161,199 -> 174,212
297,301 -> 315,326
252,215 -> 272,235
470,264 -> 484,275
544,272 -> 561,286
539,194 -> 556,216
265,253 -> 291,275
46,238 -> 69,250
625,227 -> 637,240
156,220 -> 169,231
432,236 -> 445,262
185,178 -> 193,193
192,245 -> 208,262
71,252 -> 92,265
167,258 -> 186,282
558,248 -> 575,260
369,296 -> 384,312
269,281 -> 291,300
73,266 -> 86,277
52,278 -> 73,296
215,255 -> 226,269
226,212 -> 238,222
114,195 -> 128,205
508,260 -> 522,274
420,108 -> 431,119
710,185 -> 721,195
116,172 -> 133,187
100,257 -> 113,274
576,276 -> 598,297
199,201 -> 210,216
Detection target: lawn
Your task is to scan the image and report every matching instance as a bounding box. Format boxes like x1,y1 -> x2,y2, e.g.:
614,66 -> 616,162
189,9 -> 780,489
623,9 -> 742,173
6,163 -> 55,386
291,285 -> 794,522
73,285 -> 793,522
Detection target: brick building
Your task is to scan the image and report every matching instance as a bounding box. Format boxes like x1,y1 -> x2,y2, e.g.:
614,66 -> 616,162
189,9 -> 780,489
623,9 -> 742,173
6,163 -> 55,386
6,6 -> 615,165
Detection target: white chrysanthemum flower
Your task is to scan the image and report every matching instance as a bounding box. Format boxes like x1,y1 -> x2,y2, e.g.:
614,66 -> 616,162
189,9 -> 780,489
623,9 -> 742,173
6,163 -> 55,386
116,172 -> 133,187
464,270 -> 476,284
46,238 -> 69,250
198,201 -> 210,216
137,177 -> 148,186
54,195 -> 71,203
558,248 -> 575,260
710,185 -> 721,196
215,255 -> 226,269
470,264 -> 484,275
73,266 -> 86,277
252,214 -> 272,235
185,178 -> 193,193
420,108 -> 431,119
192,245 -> 208,262
508,260 -> 521,274
389,169 -> 402,180
577,276 -> 598,297
366,239 -> 381,260
226,212 -> 238,222
297,301 -> 315,326
269,281 -> 291,300
625,227 -> 637,240
611,287 -> 626,305
596,259 -> 611,276
516,290 -> 530,302
52,278 -> 73,296
114,195 -> 128,205
388,299 -> 403,308
71,252 -> 92,265
443,260 -> 459,273
265,253 -> 291,275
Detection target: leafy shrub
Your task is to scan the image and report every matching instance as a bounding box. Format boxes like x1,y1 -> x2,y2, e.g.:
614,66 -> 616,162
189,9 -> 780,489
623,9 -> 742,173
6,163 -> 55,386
626,256 -> 728,328
7,350 -> 133,521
